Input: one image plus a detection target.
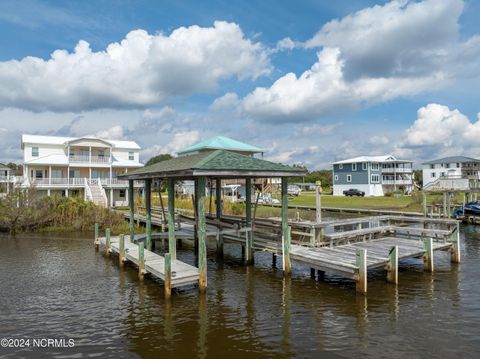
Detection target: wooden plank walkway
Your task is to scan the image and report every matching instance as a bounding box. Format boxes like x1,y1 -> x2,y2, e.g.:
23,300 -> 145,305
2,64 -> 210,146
290,236 -> 452,279
99,236 -> 199,289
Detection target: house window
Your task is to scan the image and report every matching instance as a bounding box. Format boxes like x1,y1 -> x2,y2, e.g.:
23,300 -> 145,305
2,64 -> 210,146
69,170 -> 80,178
51,169 -> 63,178
456,163 -> 460,168
362,163 -> 367,170
430,164 -> 434,169
371,163 -> 379,170
119,190 -> 126,199
128,152 -> 134,161
32,147 -> 39,157
69,148 -> 75,157
446,163 -> 450,169
98,150 -> 104,158
334,175 -> 339,181
440,172 -> 445,177
34,170 -> 43,179
338,164 -> 343,169
352,163 -> 357,171
431,173 -> 436,178
347,174 -> 352,182
371,174 -> 380,183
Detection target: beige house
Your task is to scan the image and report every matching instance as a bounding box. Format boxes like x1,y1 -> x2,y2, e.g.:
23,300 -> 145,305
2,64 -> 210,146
21,134 -> 143,206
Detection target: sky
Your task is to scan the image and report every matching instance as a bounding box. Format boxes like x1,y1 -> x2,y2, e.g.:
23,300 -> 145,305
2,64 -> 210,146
0,0 -> 479,169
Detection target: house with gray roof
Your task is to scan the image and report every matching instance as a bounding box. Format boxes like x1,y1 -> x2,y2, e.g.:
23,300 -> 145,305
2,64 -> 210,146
422,156 -> 480,189
332,155 -> 413,196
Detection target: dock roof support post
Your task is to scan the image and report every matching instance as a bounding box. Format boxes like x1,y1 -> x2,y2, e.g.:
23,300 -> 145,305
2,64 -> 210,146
167,178 -> 176,261
315,180 -> 322,223
215,178 -> 223,259
119,234 -> 125,266
451,222 -> 461,264
94,223 -> 99,250
138,240 -> 145,280
386,246 -> 398,284
423,237 -> 434,272
443,192 -> 447,218
245,177 -> 254,265
281,177 -> 291,274
422,191 -> 427,217
197,176 -> 207,291
145,179 -> 152,251
129,180 -> 135,243
105,228 -> 111,256
355,248 -> 367,294
164,252 -> 172,299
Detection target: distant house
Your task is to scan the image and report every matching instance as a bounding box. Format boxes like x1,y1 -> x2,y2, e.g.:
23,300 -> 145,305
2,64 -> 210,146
422,156 -> 480,188
21,134 -> 143,206
332,155 -> 413,196
0,163 -> 12,194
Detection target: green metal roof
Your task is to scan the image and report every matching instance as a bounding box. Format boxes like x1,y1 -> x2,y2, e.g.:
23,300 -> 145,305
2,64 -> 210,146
120,150 -> 306,179
176,136 -> 264,155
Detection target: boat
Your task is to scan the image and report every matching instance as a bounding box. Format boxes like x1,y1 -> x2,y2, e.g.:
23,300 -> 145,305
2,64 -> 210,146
453,201 -> 480,218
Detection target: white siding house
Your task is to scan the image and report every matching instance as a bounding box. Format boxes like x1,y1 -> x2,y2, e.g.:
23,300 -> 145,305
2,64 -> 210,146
21,134 -> 144,207
422,156 -> 480,189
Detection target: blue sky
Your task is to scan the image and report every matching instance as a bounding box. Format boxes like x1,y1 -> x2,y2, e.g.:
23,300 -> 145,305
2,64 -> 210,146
0,0 -> 479,169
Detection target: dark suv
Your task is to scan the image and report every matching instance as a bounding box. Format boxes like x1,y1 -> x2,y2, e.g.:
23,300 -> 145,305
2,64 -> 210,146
343,188 -> 365,197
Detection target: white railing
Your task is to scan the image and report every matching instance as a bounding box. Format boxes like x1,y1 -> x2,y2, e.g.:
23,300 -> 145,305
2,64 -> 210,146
84,178 -> 92,201
381,167 -> 413,173
382,180 -> 413,185
101,178 -> 143,187
69,155 -> 110,164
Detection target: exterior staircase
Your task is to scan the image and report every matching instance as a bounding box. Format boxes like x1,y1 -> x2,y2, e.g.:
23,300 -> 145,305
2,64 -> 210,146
85,179 -> 108,207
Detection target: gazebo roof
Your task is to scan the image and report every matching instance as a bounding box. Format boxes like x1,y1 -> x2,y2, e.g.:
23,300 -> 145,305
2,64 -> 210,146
176,135 -> 264,155
120,150 -> 306,180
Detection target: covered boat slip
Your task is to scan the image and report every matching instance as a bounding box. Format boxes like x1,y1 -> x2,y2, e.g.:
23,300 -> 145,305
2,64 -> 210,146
115,149 -> 306,297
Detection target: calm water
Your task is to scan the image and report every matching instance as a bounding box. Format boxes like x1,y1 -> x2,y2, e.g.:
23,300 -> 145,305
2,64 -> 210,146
1,221 -> 480,358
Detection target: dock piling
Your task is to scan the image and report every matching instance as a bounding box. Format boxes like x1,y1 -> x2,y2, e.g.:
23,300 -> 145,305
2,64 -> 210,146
245,177 -> 254,265
164,253 -> 172,299
119,234 -> 125,266
145,179 -> 152,251
451,223 -> 461,263
355,248 -> 367,294
386,246 -> 398,284
215,178 -> 224,259
315,180 -> 322,223
138,241 -> 145,280
94,223 -> 99,250
196,176 -> 207,291
167,178 -> 177,260
423,238 -> 434,272
281,178 -> 291,274
105,228 -> 111,256
129,180 -> 135,243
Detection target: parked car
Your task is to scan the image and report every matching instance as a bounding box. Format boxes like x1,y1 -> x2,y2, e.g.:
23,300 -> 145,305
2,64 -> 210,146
343,188 -> 365,197
288,185 -> 302,196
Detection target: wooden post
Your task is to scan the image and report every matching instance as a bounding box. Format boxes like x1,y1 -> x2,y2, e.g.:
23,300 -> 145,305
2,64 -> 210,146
422,191 -> 427,217
315,180 -> 322,223
310,268 -> 316,279
245,177 -> 254,265
386,246 -> 398,284
423,238 -> 434,272
167,178 -> 176,260
197,176 -> 207,291
164,253 -> 172,299
138,241 -> 145,279
355,248 -> 367,294
94,223 -> 99,250
447,192 -> 451,218
272,253 -> 277,267
119,234 -> 125,266
145,179 -> 152,251
443,192 -> 447,218
317,270 -> 325,281
105,228 -> 111,256
451,223 -> 461,263
215,178 -> 223,259
129,180 -> 135,243
281,177 -> 291,274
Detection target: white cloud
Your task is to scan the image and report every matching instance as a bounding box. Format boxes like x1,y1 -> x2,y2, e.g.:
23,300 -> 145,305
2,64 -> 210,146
369,135 -> 390,145
209,92 -> 240,111
240,0 -> 479,123
305,0 -> 463,79
142,130 -> 200,158
94,125 -> 125,140
273,37 -> 298,52
298,123 -> 337,136
241,47 -> 440,122
0,21 -> 271,112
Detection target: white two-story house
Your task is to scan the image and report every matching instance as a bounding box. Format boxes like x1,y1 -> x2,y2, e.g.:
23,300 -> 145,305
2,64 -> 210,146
21,134 -> 144,207
422,156 -> 480,189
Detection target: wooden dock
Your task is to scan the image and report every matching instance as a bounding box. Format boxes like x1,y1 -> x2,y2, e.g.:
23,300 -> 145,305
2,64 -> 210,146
97,231 -> 199,296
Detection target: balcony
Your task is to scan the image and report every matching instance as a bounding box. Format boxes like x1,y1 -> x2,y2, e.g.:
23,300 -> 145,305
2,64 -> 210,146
69,155 -> 110,164
28,177 -> 143,188
381,167 -> 413,173
382,179 -> 413,185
